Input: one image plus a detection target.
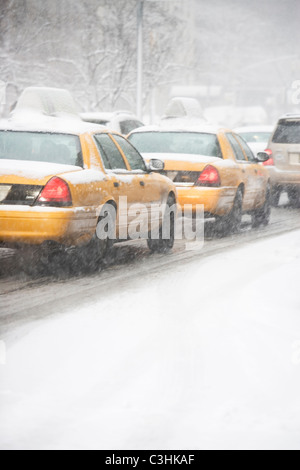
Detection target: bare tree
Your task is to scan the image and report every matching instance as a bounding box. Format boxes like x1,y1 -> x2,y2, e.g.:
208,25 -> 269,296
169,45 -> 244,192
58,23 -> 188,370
0,0 -> 188,115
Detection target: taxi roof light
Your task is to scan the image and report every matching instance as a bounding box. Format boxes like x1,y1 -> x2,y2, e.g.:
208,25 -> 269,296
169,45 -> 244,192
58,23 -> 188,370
36,177 -> 72,207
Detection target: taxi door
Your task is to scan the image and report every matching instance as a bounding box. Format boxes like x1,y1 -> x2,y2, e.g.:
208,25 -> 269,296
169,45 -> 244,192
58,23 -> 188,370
111,134 -> 164,234
93,132 -> 140,238
226,133 -> 258,211
234,134 -> 267,206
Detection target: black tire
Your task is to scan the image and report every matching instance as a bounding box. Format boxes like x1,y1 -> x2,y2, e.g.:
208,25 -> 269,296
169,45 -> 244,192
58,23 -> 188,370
287,187 -> 300,208
34,243 -> 71,276
80,204 -> 116,270
148,195 -> 176,253
252,186 -> 271,228
271,187 -> 281,207
215,188 -> 243,236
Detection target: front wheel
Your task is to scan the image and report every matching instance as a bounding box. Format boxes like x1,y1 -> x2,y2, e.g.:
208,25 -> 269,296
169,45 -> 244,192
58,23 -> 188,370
148,195 -> 176,253
271,187 -> 281,207
287,187 -> 300,208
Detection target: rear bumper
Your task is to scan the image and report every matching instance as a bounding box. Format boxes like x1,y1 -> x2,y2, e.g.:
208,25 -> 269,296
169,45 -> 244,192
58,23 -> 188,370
176,186 -> 236,216
267,167 -> 300,187
0,205 -> 97,246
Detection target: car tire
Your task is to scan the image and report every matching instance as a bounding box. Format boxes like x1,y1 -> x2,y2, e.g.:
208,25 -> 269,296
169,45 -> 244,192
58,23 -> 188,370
252,186 -> 271,228
81,204 -> 116,270
148,194 -> 176,253
287,187 -> 300,208
215,188 -> 243,236
271,187 -> 281,207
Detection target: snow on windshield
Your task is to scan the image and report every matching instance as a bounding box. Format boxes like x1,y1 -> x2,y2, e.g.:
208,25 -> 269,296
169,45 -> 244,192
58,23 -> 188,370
0,131 -> 83,167
129,132 -> 222,158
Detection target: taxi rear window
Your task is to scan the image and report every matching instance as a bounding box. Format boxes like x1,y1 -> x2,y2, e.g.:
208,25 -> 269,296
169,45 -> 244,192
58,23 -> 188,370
129,132 -> 222,158
0,131 -> 83,167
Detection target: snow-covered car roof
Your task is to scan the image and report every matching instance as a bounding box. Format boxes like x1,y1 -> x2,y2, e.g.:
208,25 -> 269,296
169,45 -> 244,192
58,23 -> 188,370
128,122 -> 221,135
0,114 -> 107,135
81,111 -> 139,121
1,86 -> 109,135
162,97 -> 202,119
278,113 -> 300,120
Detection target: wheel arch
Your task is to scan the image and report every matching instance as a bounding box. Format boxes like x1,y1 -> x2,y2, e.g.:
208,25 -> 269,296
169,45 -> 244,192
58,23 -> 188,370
167,191 -> 176,203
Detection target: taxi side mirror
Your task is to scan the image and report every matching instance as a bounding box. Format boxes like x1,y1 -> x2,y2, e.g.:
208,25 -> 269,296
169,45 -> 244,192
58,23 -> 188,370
148,159 -> 165,172
256,152 -> 270,163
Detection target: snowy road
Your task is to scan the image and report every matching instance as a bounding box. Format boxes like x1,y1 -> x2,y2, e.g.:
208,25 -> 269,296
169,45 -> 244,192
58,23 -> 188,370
0,203 -> 300,334
0,202 -> 300,450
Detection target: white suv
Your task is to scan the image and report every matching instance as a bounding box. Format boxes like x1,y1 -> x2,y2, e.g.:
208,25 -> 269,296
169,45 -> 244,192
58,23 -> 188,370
264,114 -> 300,206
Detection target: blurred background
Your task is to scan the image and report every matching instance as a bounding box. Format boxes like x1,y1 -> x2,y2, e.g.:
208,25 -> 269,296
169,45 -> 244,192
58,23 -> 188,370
1,0 -> 300,125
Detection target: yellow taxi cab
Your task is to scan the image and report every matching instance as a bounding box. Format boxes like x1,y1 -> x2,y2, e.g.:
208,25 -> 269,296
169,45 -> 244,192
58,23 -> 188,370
0,88 -> 176,262
128,124 -> 271,233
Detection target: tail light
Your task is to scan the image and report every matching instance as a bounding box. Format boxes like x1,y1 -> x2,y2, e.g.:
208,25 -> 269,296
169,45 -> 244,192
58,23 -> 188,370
36,177 -> 72,207
263,149 -> 274,166
195,165 -> 221,187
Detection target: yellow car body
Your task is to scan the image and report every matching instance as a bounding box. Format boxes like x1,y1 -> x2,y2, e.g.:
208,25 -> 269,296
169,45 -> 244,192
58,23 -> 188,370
128,126 -> 271,223
0,120 -> 176,248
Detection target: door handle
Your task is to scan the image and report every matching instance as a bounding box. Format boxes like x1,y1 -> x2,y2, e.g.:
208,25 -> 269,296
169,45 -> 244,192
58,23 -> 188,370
114,182 -> 120,188
140,181 -> 145,187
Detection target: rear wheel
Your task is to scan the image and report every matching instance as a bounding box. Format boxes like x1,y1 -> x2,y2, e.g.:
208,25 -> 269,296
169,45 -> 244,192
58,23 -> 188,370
252,186 -> 271,228
287,187 -> 300,208
271,187 -> 281,207
148,195 -> 176,253
80,204 -> 116,270
214,188 -> 243,236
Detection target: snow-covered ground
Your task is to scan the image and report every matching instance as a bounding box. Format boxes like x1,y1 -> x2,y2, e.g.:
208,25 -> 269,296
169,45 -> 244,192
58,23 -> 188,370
1,230 -> 300,450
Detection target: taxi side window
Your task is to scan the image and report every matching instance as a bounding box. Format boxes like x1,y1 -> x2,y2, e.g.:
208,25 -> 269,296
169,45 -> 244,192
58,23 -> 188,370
113,135 -> 147,172
226,133 -> 247,162
94,134 -> 127,171
234,134 -> 256,162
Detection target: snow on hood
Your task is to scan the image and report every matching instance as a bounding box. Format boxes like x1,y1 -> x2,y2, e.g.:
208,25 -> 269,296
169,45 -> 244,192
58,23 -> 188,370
130,123 -> 219,134
142,152 -> 237,168
142,152 -> 219,164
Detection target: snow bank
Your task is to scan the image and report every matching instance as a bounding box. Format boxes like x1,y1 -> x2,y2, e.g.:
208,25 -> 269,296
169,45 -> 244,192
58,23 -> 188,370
1,231 -> 300,450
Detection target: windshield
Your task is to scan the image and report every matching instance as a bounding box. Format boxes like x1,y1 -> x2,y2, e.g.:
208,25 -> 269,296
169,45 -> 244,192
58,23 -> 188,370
129,132 -> 222,158
272,121 -> 300,144
239,132 -> 271,143
0,131 -> 83,167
